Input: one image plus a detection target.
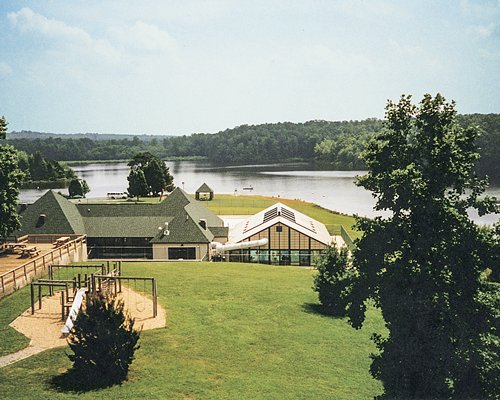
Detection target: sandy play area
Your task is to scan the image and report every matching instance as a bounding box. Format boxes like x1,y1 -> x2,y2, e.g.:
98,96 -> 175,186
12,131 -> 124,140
0,287 -> 166,367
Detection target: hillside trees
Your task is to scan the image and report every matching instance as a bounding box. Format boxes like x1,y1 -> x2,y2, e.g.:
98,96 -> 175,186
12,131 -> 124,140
349,94 -> 499,399
5,115 -> 500,180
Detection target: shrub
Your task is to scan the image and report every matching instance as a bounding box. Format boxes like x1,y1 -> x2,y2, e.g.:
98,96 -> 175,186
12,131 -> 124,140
67,292 -> 141,388
313,244 -> 355,316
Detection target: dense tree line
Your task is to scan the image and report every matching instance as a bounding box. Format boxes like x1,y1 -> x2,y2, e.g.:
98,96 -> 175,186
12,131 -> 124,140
17,150 -> 76,184
4,114 -> 500,181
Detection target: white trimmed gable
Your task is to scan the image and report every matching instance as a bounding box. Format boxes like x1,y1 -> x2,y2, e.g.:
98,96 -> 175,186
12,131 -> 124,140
229,203 -> 332,245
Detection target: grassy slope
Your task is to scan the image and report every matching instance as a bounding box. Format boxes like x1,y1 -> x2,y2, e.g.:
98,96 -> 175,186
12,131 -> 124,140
0,262 -> 383,399
78,193 -> 361,239
205,194 -> 360,238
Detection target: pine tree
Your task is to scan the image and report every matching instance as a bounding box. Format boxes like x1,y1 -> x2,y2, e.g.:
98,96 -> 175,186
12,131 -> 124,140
67,292 -> 141,388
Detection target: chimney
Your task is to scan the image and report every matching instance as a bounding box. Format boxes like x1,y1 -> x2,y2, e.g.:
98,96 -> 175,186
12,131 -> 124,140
199,219 -> 207,230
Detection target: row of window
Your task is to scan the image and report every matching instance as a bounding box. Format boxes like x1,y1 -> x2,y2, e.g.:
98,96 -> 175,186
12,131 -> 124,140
228,249 -> 323,266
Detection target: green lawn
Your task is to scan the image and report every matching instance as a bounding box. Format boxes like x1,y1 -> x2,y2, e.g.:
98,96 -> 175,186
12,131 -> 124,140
0,262 -> 383,399
79,193 -> 361,239
205,194 -> 360,239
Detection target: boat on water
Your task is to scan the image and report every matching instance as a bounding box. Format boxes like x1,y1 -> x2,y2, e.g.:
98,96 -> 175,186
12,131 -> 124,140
243,185 -> 253,191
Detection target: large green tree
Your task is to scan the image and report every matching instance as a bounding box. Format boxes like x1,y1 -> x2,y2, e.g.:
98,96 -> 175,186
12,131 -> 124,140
0,117 -> 24,239
128,152 -> 174,196
349,94 -> 498,399
127,169 -> 148,200
68,178 -> 90,198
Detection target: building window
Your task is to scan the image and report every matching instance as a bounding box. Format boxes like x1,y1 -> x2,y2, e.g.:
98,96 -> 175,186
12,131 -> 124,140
168,247 -> 196,260
276,225 -> 283,232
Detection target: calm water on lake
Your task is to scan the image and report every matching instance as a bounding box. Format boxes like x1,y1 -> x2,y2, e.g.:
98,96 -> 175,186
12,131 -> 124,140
20,161 -> 500,225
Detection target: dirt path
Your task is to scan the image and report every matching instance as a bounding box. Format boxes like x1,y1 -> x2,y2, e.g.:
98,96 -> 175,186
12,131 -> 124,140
0,287 -> 166,368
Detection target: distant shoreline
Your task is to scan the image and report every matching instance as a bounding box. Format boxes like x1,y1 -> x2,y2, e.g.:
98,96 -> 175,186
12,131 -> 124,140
65,156 -> 209,165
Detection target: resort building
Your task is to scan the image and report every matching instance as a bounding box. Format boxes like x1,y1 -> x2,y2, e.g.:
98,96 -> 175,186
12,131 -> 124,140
226,203 -> 333,266
15,191 -> 334,265
15,188 -> 228,261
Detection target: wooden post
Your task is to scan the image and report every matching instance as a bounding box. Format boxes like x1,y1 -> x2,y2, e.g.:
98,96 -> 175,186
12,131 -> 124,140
61,291 -> 65,321
118,262 -> 122,292
30,283 -> 35,314
152,278 -> 157,318
48,265 -> 53,296
38,284 -> 42,310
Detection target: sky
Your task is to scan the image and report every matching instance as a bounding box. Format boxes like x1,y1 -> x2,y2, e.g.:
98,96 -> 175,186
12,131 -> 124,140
0,0 -> 499,135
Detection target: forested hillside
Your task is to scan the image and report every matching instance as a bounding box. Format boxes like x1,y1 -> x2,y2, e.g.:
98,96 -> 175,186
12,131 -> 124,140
4,114 -> 500,182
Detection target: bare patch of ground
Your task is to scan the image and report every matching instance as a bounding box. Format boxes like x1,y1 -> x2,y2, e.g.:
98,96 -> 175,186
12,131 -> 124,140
0,286 -> 166,368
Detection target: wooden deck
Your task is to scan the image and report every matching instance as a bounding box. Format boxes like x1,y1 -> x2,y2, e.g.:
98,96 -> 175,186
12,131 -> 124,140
0,235 -> 88,298
0,243 -> 54,275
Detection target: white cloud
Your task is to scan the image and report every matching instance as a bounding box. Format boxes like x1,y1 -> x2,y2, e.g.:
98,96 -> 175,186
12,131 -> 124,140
8,7 -> 92,44
8,7 -> 120,63
109,21 -> 176,53
0,62 -> 13,77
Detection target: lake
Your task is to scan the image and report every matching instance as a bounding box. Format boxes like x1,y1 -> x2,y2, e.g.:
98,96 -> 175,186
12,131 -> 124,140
20,161 -> 500,225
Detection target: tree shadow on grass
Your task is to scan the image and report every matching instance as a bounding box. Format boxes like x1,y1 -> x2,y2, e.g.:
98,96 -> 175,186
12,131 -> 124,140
301,302 -> 346,319
49,368 -> 119,393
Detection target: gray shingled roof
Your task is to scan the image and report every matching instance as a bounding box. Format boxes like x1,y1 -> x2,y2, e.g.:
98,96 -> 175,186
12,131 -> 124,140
17,188 -> 226,244
209,226 -> 229,237
15,190 -> 85,235
196,183 -> 213,193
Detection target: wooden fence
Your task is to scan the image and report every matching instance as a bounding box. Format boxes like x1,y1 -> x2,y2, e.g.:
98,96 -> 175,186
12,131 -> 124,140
0,235 -> 87,298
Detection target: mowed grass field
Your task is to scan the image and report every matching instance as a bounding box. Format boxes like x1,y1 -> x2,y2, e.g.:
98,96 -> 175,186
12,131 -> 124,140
0,262 -> 383,399
94,193 -> 360,239
205,194 -> 360,238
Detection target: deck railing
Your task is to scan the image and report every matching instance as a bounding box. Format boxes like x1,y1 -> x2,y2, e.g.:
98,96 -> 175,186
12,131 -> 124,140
0,234 -> 87,298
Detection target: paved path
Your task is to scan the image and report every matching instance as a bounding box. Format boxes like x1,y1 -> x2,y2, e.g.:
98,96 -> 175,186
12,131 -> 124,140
0,343 -> 53,368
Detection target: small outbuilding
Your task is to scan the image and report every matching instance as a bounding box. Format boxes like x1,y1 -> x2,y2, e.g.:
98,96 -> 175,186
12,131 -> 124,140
195,183 -> 214,201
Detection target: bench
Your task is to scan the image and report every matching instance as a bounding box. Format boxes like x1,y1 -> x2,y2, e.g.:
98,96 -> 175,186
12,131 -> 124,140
53,236 -> 70,247
21,246 -> 40,258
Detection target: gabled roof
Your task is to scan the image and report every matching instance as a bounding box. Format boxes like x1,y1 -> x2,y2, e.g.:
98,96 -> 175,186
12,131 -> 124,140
229,203 -> 332,245
196,183 -> 213,193
15,190 -> 85,235
17,188 -> 226,243
150,213 -> 214,244
84,216 -> 172,238
209,226 -> 229,238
